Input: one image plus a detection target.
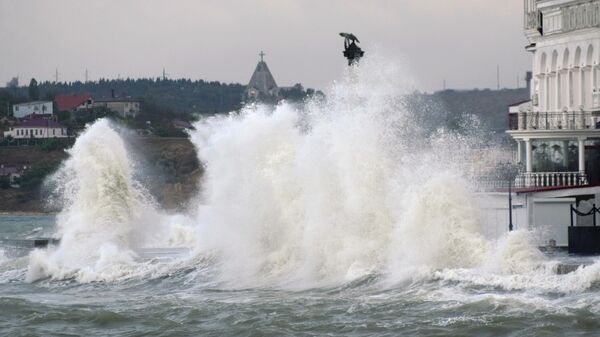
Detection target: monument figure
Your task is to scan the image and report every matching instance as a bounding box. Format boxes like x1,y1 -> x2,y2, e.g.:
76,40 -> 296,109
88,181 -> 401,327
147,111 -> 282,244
339,32 -> 364,65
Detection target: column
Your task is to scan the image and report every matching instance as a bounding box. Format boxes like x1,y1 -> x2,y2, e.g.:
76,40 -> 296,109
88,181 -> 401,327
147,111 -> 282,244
563,140 -> 570,169
593,65 -> 597,93
517,141 -> 522,164
567,69 -> 572,109
525,139 -> 533,187
525,139 -> 533,172
592,65 -> 597,103
555,73 -> 560,111
580,68 -> 585,107
593,66 -> 598,109
518,111 -> 526,130
544,75 -> 550,113
578,137 -> 586,173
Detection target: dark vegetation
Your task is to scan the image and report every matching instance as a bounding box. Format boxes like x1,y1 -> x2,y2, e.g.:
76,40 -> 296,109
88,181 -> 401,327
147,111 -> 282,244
5,78 -> 322,117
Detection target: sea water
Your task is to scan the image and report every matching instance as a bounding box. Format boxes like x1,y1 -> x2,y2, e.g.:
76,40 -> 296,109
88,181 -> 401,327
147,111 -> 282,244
2,55 -> 600,336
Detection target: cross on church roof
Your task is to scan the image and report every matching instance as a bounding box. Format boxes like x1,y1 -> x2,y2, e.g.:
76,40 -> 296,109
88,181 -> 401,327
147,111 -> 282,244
259,51 -> 265,62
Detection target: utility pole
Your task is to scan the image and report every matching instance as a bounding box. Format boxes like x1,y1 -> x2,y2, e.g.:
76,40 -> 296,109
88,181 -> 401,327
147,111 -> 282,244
443,79 -> 446,90
85,68 -> 89,83
55,68 -> 60,83
497,65 -> 500,90
517,76 -> 520,89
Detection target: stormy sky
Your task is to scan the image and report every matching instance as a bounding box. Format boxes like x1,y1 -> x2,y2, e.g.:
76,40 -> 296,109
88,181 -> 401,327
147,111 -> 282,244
0,0 -> 531,92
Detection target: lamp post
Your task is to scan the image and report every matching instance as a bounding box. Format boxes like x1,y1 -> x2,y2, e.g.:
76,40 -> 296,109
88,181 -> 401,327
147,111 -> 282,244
508,175 -> 513,232
498,161 -> 520,232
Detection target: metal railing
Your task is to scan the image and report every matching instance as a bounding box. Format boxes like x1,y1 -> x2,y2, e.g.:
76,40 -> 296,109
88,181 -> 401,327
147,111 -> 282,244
509,111 -> 600,131
515,171 -> 588,188
570,204 -> 598,227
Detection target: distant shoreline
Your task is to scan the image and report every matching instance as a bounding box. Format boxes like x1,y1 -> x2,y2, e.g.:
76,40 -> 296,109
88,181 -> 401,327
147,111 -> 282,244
0,212 -> 56,216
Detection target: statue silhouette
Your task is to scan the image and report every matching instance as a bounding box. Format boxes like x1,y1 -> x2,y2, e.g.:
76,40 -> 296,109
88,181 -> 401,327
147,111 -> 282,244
339,32 -> 364,66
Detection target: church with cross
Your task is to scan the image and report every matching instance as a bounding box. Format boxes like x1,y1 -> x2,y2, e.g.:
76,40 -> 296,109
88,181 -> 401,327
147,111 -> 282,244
245,51 -> 280,103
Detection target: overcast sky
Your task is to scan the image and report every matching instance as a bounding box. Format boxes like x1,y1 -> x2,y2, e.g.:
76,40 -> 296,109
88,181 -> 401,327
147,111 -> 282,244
0,0 -> 531,93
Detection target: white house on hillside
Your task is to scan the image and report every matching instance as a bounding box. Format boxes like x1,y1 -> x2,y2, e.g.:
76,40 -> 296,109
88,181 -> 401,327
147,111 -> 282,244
3,119 -> 67,139
12,101 -> 53,119
93,99 -> 140,118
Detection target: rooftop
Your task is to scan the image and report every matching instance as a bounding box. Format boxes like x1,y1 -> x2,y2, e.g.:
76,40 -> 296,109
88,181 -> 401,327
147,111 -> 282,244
13,101 -> 52,106
246,55 -> 278,97
94,98 -> 139,103
55,94 -> 91,111
14,118 -> 65,128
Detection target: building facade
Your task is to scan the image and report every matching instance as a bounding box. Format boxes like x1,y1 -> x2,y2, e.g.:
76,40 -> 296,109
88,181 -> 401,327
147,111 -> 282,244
93,99 -> 140,118
509,0 -> 600,188
3,119 -> 68,139
12,101 -> 53,119
493,0 -> 600,247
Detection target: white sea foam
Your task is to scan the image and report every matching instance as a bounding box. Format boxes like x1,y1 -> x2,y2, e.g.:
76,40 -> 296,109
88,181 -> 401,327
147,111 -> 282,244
188,55 -> 531,288
26,119 -> 195,282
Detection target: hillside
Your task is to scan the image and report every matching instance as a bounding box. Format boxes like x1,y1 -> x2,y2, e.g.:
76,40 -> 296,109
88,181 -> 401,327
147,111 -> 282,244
434,88 -> 529,134
402,88 -> 529,144
0,137 -> 201,213
2,78 -> 322,118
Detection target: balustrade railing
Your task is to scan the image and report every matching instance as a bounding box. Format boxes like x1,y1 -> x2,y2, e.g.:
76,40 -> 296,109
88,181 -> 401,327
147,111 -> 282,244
515,171 -> 588,188
510,111 -> 600,131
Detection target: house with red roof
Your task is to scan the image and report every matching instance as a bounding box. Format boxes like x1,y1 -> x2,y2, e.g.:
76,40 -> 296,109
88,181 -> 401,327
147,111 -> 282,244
3,118 -> 68,139
54,94 -> 93,112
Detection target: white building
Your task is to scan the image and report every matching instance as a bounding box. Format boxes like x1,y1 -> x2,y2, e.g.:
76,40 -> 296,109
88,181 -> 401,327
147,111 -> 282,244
3,119 -> 68,139
12,101 -> 53,119
497,0 -> 600,247
93,99 -> 140,118
509,0 -> 600,188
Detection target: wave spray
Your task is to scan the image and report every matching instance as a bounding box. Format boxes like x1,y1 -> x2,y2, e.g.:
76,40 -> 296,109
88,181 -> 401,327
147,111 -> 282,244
189,55 -> 514,287
27,119 -> 175,282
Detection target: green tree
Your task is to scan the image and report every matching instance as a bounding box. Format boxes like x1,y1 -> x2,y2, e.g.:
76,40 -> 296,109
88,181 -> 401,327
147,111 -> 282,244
28,78 -> 40,100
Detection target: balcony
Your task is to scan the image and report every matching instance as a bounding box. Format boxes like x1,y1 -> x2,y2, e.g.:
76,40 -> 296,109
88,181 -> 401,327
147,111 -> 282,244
509,111 -> 600,131
515,171 -> 588,188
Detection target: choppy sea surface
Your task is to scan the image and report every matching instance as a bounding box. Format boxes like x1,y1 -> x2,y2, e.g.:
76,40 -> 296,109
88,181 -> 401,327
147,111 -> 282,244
2,215 -> 600,337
